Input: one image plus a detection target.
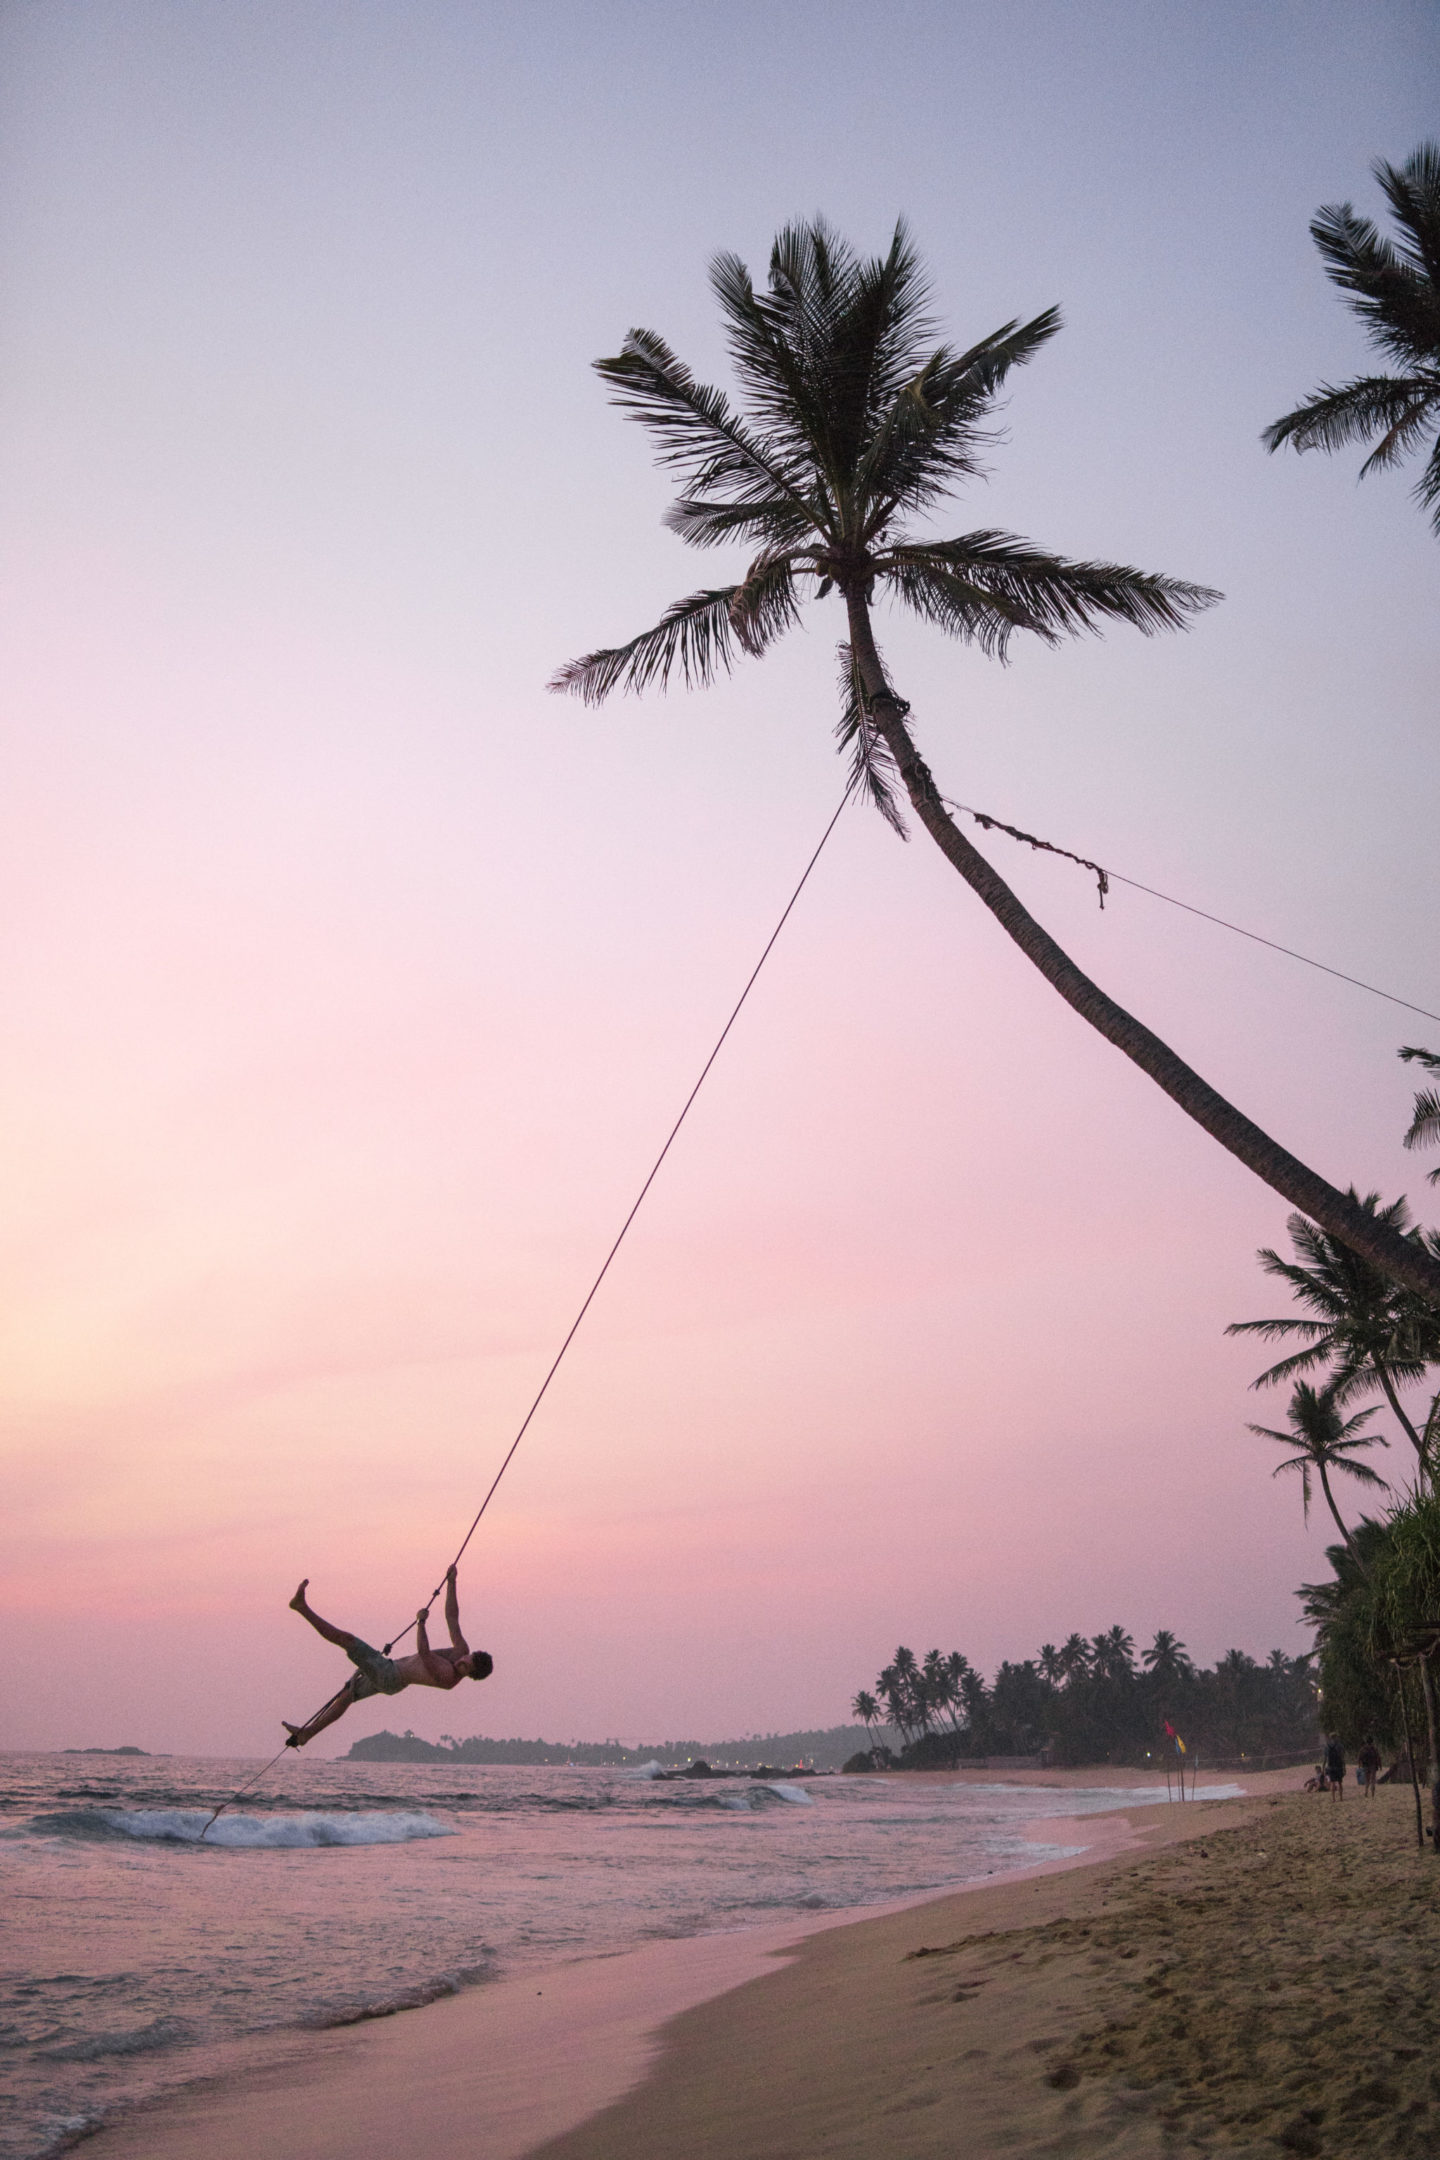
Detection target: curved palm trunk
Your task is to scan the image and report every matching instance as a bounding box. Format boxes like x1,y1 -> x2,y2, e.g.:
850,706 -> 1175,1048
844,591 -> 1440,1305
1374,1358 -> 1425,1461
1315,1462 -> 1357,1554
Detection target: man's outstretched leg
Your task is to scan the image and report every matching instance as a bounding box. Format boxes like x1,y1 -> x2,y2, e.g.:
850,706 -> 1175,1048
283,1680 -> 358,1749
285,1583 -> 372,1748
290,1580 -> 366,1653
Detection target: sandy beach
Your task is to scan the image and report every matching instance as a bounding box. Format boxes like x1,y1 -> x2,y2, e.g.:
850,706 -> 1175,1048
83,1766 -> 1440,2160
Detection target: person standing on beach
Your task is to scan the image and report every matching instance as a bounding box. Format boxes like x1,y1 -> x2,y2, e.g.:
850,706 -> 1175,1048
1358,1739 -> 1381,1797
282,1567 -> 492,1747
1324,1735 -> 1346,1798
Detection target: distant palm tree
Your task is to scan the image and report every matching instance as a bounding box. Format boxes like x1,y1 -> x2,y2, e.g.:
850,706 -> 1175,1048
1056,1633 -> 1091,1686
1142,1630 -> 1194,1686
851,1689 -> 882,1753
1091,1625 -> 1136,1683
877,1645 -> 926,1743
552,218 -> 1440,1305
1038,1643 -> 1064,1685
1400,1047 -> 1440,1182
1249,1381 -> 1389,1554
1264,145 -> 1440,534
938,1650 -> 972,1730
1228,1197 -> 1439,1463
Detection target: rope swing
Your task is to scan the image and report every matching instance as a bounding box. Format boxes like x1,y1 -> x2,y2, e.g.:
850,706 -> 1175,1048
200,779 -> 859,1834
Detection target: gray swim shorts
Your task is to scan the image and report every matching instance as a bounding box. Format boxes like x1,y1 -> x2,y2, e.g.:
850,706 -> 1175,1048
345,1638 -> 406,1699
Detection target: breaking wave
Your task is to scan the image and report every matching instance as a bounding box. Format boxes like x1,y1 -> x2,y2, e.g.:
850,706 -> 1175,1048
30,1807 -> 452,1848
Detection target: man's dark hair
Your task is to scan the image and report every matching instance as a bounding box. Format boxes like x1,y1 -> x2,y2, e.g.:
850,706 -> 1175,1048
469,1651 -> 494,1681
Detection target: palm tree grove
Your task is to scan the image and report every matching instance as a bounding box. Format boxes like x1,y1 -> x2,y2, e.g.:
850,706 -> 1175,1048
849,1633 -> 1318,1771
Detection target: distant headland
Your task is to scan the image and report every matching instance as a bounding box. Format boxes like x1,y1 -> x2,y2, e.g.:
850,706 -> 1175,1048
61,1745 -> 150,1756
345,1724 -> 883,1769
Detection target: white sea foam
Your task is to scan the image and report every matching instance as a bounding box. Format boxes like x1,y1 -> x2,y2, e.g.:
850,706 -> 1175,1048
98,1808 -> 452,1848
764,1782 -> 815,1805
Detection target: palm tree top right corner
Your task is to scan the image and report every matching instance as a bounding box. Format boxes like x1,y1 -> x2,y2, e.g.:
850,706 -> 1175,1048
1264,142 -> 1440,534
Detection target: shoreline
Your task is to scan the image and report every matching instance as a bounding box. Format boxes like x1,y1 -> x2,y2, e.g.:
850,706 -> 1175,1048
80,1769 -> 1289,2160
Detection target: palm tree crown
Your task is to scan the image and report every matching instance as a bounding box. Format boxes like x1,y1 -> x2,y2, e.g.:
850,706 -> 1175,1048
1142,1629 -> 1193,1684
555,219 -> 1212,827
1227,1196 -> 1440,1461
554,217 -> 1440,1306
1249,1380 -> 1389,1551
1263,144 -> 1440,534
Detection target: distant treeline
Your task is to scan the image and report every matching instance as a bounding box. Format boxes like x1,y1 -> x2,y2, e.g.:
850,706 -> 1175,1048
345,1723 -> 890,1769
853,1633 -> 1320,1768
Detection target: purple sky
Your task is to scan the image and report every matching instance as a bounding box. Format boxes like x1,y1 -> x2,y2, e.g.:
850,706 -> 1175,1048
3,0 -> 1438,1755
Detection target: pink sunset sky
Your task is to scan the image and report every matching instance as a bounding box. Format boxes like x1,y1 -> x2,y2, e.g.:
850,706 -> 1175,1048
3,1 -> 1438,1757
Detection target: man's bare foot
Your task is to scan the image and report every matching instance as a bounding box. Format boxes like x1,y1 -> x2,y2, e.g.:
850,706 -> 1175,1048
283,1721 -> 307,1748
289,1580 -> 309,1613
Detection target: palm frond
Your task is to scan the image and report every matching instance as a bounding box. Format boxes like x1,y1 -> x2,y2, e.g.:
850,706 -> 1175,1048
819,222 -> 942,490
1417,429 -> 1440,531
1374,143 -> 1440,293
1333,1455 -> 1390,1487
1243,1340 -> 1339,1391
1263,374 -> 1437,458
1310,200 -> 1440,369
881,533 -> 1219,643
1404,1086 -> 1440,1152
879,553 -> 1040,659
550,586 -> 745,703
1225,1315 -> 1328,1341
710,224 -> 861,495
727,551 -> 804,657
1400,1046 -> 1440,1179
857,311 -> 1063,523
834,642 -> 907,834
662,496 -> 813,550
595,330 -> 808,510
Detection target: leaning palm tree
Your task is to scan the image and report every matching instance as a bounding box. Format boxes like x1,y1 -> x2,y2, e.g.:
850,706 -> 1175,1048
1227,1196 -> 1440,1464
553,218 -> 1440,1304
1263,145 -> 1440,535
1249,1380 -> 1389,1555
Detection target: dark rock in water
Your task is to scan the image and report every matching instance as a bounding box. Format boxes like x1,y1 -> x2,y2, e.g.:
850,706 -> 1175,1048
842,1751 -> 875,1773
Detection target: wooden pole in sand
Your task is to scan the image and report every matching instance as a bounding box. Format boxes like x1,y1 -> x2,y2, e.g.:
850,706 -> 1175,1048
1392,1662 -> 1425,1854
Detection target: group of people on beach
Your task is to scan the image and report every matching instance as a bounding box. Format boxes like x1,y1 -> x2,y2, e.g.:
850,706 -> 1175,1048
1304,1736 -> 1382,1796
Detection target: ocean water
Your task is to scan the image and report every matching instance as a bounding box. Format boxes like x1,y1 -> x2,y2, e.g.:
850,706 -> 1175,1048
0,1750 -> 1238,2158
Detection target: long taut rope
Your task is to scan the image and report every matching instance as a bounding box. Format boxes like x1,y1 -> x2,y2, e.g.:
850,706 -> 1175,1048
200,780 -> 858,1837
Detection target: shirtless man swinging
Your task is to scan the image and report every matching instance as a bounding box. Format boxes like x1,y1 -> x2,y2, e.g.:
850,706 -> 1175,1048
283,1566 -> 492,1748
